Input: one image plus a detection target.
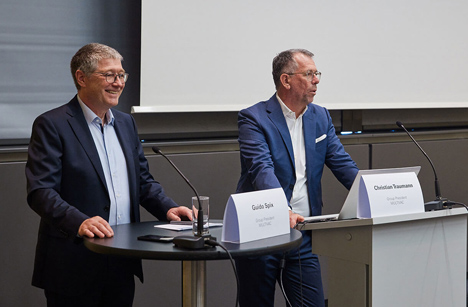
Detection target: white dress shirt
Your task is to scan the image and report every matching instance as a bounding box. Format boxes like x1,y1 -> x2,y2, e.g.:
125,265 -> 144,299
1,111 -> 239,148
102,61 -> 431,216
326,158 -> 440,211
277,94 -> 310,217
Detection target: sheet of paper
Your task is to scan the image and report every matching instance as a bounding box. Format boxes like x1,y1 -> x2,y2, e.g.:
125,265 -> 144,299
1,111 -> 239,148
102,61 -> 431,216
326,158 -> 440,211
154,222 -> 223,231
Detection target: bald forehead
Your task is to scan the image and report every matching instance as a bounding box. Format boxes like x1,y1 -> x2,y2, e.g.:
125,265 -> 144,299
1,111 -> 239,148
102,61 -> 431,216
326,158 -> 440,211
293,52 -> 316,69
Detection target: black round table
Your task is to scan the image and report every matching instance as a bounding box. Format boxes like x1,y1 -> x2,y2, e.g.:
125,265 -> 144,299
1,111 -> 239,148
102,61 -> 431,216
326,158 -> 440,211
84,221 -> 302,306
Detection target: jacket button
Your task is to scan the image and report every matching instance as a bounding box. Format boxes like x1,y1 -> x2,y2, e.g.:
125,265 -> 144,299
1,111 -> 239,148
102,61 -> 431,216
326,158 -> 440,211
104,206 -> 110,212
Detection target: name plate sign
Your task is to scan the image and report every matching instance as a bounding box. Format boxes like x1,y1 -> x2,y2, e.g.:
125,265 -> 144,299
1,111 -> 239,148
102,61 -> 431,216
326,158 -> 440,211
221,188 -> 290,243
358,172 -> 424,218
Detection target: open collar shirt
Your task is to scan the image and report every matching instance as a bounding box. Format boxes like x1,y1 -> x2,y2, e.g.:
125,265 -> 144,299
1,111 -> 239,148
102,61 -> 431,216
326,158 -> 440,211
77,95 -> 131,225
276,94 -> 311,217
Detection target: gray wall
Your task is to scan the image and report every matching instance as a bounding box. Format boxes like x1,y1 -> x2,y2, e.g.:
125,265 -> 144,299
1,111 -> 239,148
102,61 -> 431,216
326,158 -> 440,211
0,0 -> 141,144
372,139 -> 468,204
2,133 -> 467,306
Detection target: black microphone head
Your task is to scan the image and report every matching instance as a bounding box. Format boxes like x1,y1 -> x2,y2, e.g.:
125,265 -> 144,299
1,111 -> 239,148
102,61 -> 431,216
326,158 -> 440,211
396,121 -> 403,128
152,146 -> 161,154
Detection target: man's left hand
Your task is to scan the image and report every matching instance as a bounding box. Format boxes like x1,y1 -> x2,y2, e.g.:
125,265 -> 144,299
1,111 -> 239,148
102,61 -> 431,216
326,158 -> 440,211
167,206 -> 193,221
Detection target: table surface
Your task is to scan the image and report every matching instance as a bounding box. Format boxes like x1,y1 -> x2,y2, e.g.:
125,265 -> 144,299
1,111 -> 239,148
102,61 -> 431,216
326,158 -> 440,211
300,207 -> 468,231
84,220 -> 302,261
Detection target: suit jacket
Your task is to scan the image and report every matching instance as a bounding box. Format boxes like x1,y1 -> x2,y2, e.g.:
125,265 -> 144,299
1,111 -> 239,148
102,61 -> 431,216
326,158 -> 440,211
25,96 -> 178,295
236,94 -> 359,216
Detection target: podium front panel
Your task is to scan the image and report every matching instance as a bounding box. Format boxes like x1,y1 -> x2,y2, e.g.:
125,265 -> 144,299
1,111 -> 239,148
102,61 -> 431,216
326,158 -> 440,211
307,209 -> 467,307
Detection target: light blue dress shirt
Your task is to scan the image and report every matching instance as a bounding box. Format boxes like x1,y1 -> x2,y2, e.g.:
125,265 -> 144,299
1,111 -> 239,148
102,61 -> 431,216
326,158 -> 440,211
77,96 -> 131,226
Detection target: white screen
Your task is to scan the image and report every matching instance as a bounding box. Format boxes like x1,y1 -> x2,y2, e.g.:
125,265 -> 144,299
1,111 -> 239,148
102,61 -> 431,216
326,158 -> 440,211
138,0 -> 468,113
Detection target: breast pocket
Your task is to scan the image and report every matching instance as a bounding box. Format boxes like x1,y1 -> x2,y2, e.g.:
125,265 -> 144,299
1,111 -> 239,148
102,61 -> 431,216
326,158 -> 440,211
315,134 -> 327,144
314,133 -> 328,159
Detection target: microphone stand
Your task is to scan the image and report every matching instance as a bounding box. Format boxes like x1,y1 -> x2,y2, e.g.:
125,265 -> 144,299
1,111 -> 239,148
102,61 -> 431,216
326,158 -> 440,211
152,146 -> 215,249
396,121 -> 452,211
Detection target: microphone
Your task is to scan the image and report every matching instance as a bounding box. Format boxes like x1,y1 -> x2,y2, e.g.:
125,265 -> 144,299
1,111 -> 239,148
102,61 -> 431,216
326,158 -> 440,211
395,121 -> 451,211
152,146 -> 215,249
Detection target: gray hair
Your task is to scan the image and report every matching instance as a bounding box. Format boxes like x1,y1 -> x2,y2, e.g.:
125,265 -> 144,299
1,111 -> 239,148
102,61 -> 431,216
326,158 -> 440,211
272,49 -> 314,89
70,43 -> 123,90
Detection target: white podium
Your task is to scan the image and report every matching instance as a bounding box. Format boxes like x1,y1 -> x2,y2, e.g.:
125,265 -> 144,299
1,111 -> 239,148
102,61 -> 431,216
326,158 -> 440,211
302,208 -> 467,307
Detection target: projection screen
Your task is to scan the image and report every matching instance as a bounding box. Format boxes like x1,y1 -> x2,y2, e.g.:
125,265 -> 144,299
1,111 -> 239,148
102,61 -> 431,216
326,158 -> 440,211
138,0 -> 468,113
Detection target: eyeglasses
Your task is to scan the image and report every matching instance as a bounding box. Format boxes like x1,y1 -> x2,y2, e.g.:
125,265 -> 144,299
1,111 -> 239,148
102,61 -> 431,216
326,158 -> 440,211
95,72 -> 129,83
287,70 -> 321,81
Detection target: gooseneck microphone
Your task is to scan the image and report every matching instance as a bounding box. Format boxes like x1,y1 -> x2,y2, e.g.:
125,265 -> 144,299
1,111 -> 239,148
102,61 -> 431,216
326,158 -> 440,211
152,146 -> 215,249
152,147 -> 239,303
396,121 -> 451,211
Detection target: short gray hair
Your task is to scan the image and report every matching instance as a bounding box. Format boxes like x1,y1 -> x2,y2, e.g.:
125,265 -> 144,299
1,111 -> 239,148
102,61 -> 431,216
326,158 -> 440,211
70,43 -> 123,90
272,49 -> 314,89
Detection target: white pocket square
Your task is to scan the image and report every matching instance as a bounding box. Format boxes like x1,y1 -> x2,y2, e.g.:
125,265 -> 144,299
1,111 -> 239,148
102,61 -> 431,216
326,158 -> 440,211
315,134 -> 326,143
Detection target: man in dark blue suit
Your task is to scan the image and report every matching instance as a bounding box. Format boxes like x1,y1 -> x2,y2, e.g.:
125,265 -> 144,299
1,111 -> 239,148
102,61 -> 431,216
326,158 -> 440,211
25,43 -> 192,307
235,49 -> 359,306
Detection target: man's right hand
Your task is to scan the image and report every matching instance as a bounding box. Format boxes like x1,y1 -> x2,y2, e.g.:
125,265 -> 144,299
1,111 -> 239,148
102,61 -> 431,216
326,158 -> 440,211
289,210 -> 304,228
78,216 -> 114,238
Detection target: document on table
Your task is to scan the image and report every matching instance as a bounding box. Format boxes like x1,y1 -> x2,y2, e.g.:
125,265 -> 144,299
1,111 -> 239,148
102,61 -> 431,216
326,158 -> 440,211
154,221 -> 223,231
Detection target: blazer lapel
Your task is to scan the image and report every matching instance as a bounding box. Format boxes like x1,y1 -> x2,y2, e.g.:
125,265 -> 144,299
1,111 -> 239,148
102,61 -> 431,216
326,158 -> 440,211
303,106 -> 317,180
66,97 -> 107,190
266,95 -> 295,165
113,114 -> 137,196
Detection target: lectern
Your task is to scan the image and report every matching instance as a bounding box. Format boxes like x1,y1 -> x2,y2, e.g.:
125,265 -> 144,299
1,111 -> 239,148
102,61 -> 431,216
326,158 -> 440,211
302,208 -> 467,307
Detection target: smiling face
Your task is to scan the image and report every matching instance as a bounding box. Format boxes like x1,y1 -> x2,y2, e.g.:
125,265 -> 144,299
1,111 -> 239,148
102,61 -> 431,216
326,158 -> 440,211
76,58 -> 125,118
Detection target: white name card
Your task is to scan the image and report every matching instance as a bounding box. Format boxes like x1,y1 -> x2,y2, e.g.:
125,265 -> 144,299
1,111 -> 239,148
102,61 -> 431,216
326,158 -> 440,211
358,172 -> 425,218
221,188 -> 290,243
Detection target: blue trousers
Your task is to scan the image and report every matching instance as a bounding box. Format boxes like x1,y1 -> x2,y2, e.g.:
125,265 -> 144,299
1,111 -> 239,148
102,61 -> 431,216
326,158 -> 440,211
235,231 -> 325,307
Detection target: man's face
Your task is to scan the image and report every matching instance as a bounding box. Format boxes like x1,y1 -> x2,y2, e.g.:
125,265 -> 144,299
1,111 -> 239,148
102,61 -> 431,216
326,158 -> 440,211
78,58 -> 125,114
288,53 -> 320,105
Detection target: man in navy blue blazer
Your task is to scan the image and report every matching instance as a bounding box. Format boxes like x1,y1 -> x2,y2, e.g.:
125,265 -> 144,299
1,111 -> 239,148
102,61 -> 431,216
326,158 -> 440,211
235,49 -> 359,306
25,43 -> 192,307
